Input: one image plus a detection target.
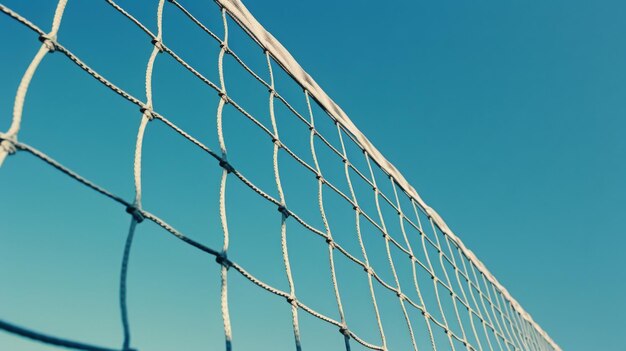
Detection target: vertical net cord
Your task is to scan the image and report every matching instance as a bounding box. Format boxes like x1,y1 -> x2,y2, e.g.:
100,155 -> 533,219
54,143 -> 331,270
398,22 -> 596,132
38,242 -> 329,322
304,91 -> 351,351
512,290 -> 544,351
493,269 -> 526,350
119,218 -> 138,351
497,285 -> 527,349
0,0 -> 67,166
454,246 -> 496,350
216,6 -> 233,351
472,262 -> 523,350
119,1 -> 166,350
503,289 -> 533,350
266,50 -> 302,351
422,216 -> 470,349
503,292 -> 527,349
390,183 -> 438,351
335,125 -> 388,350
458,247 -> 515,351
514,309 -> 533,350
427,217 -> 476,351
363,154 -> 419,351
479,264 -> 523,350
410,201 -> 457,350
521,306 -> 543,351
440,233 -> 499,351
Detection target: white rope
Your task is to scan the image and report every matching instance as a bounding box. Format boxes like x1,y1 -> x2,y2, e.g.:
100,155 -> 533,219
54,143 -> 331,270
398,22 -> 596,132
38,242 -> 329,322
336,125 -> 388,350
216,7 -> 234,351
425,215 -> 474,351
0,0 -> 67,166
118,1 -> 166,350
365,154 -> 419,351
266,49 -> 302,351
391,182 -> 438,351
305,91 -> 351,349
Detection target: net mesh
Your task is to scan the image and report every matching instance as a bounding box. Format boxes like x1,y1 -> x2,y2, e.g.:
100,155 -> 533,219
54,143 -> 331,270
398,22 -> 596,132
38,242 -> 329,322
0,1 -> 560,351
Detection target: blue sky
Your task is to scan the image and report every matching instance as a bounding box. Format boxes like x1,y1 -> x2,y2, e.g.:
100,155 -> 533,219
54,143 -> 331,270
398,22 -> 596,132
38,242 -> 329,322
1,1 -> 624,351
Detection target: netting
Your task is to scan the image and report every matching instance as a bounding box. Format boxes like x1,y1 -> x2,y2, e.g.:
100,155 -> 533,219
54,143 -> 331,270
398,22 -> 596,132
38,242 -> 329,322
0,1 -> 560,351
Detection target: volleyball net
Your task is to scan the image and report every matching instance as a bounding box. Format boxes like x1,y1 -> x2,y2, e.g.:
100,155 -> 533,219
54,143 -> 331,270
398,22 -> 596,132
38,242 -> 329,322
0,1 -> 560,350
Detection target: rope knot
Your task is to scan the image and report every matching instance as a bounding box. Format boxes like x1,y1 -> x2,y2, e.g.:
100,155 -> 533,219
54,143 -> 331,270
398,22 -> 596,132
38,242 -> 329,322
325,237 -> 335,249
140,107 -> 155,121
396,291 -> 405,300
220,42 -> 230,54
215,253 -> 232,269
219,159 -> 235,173
339,324 -> 350,337
218,91 -> 230,104
151,38 -> 165,53
0,136 -> 17,155
38,34 -> 56,52
272,137 -> 282,148
277,205 -> 290,218
125,205 -> 145,223
286,294 -> 296,305
364,265 -> 374,276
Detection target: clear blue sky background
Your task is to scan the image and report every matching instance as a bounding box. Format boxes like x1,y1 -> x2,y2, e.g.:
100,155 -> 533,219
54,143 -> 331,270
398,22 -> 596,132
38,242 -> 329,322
0,1 -> 624,351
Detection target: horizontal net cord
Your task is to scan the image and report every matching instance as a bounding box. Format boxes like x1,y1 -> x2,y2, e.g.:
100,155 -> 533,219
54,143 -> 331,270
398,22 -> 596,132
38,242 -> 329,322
215,0 -> 560,349
0,137 -> 384,351
0,319 -> 122,351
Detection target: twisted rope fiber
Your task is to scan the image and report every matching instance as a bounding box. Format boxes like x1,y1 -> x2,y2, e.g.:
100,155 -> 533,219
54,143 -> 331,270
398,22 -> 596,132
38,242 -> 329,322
305,91 -> 351,350
0,1 -> 560,351
216,6 -> 233,350
118,1 -> 167,350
